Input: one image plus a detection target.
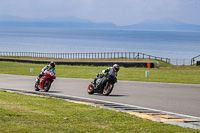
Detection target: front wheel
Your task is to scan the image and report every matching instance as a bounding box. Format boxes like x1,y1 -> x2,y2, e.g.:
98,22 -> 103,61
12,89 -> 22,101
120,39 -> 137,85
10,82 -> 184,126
44,80 -> 52,92
103,82 -> 114,96
35,82 -> 39,91
87,83 -> 94,94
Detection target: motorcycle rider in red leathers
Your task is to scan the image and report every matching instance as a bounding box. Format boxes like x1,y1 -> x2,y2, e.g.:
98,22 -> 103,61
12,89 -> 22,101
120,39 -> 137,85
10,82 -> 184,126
94,64 -> 120,87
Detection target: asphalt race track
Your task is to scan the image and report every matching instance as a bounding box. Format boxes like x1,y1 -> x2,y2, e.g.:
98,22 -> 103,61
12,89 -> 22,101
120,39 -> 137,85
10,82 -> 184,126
0,74 -> 199,118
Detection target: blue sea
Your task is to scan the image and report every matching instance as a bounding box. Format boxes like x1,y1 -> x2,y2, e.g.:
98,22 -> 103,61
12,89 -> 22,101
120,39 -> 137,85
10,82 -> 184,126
0,28 -> 200,64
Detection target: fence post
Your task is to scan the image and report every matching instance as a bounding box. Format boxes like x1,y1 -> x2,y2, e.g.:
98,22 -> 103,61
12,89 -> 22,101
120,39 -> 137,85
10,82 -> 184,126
192,58 -> 195,65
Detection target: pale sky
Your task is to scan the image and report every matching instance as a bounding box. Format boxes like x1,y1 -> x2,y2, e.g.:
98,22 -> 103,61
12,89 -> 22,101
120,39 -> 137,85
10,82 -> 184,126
0,0 -> 200,26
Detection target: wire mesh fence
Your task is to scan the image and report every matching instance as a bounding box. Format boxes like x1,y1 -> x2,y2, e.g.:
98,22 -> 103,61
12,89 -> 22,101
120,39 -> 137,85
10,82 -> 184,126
169,59 -> 191,66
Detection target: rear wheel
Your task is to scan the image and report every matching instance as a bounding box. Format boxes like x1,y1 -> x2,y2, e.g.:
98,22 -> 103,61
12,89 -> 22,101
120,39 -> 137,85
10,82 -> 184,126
103,82 -> 114,96
87,83 -> 94,94
44,80 -> 51,92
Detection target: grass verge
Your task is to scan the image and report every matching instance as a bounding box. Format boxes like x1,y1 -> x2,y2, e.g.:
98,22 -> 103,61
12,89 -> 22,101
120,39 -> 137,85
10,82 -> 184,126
0,60 -> 200,84
0,90 -> 199,133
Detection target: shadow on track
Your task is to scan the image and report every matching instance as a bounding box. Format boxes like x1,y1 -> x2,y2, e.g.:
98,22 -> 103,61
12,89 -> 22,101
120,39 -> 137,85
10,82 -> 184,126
108,94 -> 128,97
93,94 -> 127,97
47,91 -> 62,93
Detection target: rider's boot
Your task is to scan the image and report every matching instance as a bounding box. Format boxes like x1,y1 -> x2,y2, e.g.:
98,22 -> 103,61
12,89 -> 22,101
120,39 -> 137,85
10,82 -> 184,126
37,73 -> 44,84
36,78 -> 40,84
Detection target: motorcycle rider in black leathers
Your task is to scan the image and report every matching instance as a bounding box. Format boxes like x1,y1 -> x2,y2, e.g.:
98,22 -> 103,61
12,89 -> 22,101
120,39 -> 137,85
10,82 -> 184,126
94,64 -> 120,88
37,61 -> 56,83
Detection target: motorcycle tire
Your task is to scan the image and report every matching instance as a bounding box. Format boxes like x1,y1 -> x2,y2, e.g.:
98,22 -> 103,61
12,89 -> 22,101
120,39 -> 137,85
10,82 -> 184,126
34,82 -> 39,91
103,82 -> 114,96
44,80 -> 51,92
87,83 -> 94,94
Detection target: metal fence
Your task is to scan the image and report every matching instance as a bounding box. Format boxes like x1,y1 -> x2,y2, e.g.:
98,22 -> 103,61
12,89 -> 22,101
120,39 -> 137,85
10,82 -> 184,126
0,51 -> 170,63
1,51 -> 197,66
191,55 -> 200,65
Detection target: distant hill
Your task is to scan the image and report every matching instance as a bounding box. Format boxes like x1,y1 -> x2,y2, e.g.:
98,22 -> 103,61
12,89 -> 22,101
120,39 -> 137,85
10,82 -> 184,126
120,18 -> 200,31
0,15 -> 200,31
0,15 -> 117,29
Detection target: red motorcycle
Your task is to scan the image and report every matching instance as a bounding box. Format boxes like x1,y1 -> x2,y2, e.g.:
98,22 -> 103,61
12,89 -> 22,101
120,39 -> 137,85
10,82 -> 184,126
35,72 -> 56,92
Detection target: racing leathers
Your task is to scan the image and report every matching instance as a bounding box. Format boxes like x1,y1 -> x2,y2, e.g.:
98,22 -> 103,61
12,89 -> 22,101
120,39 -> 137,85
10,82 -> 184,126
38,65 -> 56,81
94,67 -> 117,88
41,65 -> 56,76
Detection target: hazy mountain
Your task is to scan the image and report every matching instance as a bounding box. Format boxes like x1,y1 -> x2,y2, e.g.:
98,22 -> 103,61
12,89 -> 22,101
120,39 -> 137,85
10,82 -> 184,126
121,18 -> 200,31
0,15 -> 34,22
0,15 -> 90,22
0,15 -> 200,31
0,15 -> 117,29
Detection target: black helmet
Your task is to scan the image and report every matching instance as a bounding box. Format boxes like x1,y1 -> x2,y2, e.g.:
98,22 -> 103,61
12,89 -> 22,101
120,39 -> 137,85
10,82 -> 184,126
113,64 -> 120,72
50,61 -> 55,68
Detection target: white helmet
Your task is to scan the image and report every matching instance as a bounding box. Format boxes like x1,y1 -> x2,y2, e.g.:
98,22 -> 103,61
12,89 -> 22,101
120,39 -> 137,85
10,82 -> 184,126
113,64 -> 120,72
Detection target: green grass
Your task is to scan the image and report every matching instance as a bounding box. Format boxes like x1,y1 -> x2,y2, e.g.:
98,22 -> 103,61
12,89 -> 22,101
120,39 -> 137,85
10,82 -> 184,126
0,90 -> 199,133
0,61 -> 200,84
0,58 -> 199,132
